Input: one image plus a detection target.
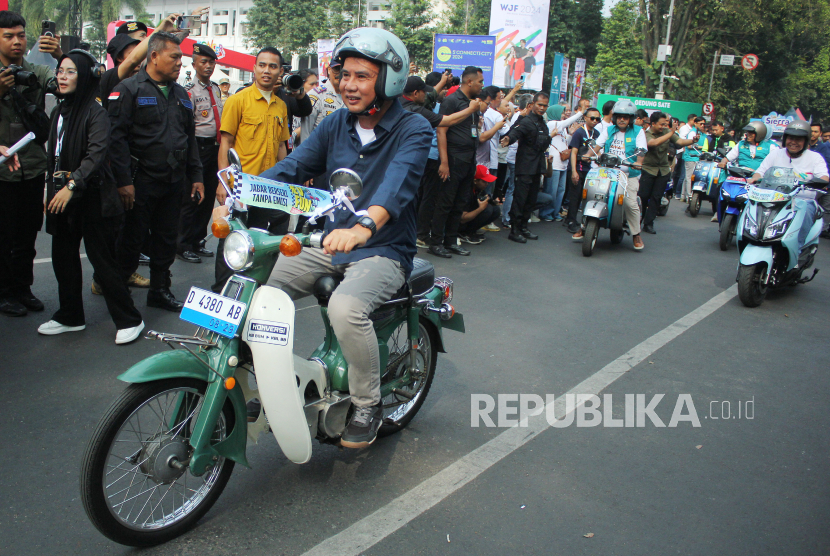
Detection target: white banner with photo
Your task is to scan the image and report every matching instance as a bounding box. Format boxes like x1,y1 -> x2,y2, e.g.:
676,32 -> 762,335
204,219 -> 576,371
572,57 -> 586,107
488,0 -> 552,91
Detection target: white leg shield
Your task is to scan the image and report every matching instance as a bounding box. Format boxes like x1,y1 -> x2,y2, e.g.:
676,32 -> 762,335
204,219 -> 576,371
243,286 -> 312,464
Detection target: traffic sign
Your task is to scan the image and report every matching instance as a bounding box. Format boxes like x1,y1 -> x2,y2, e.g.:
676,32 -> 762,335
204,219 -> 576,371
741,54 -> 759,70
719,55 -> 735,66
703,102 -> 714,115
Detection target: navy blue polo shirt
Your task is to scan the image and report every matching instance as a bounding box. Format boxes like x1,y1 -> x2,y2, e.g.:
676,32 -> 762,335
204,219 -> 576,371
260,98 -> 432,275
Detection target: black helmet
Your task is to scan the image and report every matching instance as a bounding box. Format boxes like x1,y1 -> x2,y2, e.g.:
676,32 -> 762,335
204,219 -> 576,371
782,119 -> 811,155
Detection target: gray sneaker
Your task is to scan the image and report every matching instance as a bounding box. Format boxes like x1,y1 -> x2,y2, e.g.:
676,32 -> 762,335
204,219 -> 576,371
416,238 -> 429,249
341,404 -> 383,448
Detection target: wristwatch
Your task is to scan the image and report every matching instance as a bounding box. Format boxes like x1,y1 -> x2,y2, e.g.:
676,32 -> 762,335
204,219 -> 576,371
67,181 -> 76,191
356,215 -> 377,237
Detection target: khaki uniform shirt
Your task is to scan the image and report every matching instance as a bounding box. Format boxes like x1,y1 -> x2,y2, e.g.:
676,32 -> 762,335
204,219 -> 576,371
642,128 -> 681,176
185,79 -> 224,139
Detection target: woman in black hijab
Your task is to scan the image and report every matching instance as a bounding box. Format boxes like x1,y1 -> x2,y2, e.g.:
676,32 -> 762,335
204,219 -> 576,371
38,50 -> 144,343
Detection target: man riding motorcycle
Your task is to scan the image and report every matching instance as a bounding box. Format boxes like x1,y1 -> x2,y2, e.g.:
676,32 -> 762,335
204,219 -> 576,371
577,98 -> 647,250
749,120 -> 829,251
718,121 -> 777,172
258,28 -> 432,448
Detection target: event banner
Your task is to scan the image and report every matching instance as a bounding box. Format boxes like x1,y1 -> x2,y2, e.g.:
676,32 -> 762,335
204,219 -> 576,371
237,173 -> 334,215
572,58 -> 586,107
560,57 -> 570,101
489,0 -> 552,91
549,52 -> 564,100
432,35 -> 497,85
597,94 -> 703,123
317,39 -> 336,80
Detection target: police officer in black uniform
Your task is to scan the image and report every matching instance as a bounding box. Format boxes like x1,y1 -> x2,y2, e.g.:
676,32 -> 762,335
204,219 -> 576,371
178,43 -> 222,263
108,32 -> 204,311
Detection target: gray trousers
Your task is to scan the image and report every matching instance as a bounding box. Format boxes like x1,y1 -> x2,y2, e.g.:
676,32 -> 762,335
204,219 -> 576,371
267,249 -> 405,407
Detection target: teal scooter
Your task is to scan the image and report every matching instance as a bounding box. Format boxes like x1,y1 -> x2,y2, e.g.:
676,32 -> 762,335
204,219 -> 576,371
736,166 -> 823,307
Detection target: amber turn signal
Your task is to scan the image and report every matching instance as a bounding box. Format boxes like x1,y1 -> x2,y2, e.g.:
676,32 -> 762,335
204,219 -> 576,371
618,194 -> 624,205
582,189 -> 587,199
224,377 -> 236,390
212,218 -> 230,239
280,234 -> 303,257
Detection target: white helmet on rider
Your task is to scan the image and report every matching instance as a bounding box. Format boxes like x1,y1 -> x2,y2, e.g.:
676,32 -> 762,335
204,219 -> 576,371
332,28 -> 409,115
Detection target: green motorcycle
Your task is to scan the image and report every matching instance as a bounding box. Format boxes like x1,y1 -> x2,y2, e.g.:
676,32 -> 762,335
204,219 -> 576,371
79,153 -> 465,546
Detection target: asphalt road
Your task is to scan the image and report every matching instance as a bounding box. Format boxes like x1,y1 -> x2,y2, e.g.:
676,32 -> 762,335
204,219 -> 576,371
1,200 -> 828,556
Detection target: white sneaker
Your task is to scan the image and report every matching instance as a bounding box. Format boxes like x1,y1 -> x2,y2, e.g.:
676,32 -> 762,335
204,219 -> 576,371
483,222 -> 500,232
38,320 -> 85,335
116,321 -> 145,345
711,215 -> 718,222
416,239 -> 429,249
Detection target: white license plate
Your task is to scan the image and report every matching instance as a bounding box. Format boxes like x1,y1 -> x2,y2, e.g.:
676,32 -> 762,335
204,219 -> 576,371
179,287 -> 247,338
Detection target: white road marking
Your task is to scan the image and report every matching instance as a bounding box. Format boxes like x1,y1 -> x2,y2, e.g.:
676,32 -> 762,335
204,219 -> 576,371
300,284 -> 739,556
34,254 -> 87,264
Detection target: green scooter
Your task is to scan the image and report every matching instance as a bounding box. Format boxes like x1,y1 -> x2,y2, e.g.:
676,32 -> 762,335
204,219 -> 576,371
80,151 -> 465,547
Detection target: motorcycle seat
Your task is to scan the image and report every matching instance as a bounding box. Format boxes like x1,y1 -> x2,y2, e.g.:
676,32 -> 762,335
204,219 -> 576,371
311,257 -> 435,307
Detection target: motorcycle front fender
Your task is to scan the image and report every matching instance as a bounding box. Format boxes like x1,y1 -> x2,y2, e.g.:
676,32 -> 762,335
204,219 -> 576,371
739,244 -> 773,269
118,350 -> 250,469
243,285 -> 312,464
582,200 -> 608,220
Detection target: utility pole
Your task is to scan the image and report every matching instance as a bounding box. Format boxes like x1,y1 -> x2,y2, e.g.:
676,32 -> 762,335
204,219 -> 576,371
655,0 -> 675,100
464,0 -> 470,35
707,49 -> 719,102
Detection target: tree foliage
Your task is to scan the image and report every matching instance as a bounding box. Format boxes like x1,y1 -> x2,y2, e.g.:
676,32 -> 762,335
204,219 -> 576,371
385,0 -> 434,70
589,0 -> 644,96
539,0 -> 603,94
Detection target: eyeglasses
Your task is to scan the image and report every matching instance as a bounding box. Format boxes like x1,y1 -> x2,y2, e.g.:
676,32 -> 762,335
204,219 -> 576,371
56,68 -> 78,76
588,116 -> 601,122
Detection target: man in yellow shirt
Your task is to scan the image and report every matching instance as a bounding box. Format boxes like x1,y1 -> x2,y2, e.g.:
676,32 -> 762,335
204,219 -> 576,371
212,46 -> 291,291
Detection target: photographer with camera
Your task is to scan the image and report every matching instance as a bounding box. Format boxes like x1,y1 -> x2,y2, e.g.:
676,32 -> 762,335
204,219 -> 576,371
275,60 -> 312,141
458,165 -> 502,244
0,11 -> 56,317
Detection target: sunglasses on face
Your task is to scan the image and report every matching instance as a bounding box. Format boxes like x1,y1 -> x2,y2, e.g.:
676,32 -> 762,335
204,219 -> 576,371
588,116 -> 601,122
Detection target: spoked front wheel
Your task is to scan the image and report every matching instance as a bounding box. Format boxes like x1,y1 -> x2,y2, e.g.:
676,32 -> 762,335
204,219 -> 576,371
378,319 -> 438,437
80,379 -> 235,547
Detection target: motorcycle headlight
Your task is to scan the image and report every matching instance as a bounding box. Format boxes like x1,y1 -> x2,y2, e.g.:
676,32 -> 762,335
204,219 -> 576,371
743,212 -> 758,238
737,193 -> 748,200
762,214 -> 794,240
721,189 -> 730,198
224,230 -> 255,271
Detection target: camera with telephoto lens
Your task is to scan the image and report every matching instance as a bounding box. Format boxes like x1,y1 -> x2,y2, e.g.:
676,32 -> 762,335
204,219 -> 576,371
0,65 -> 38,87
281,64 -> 304,93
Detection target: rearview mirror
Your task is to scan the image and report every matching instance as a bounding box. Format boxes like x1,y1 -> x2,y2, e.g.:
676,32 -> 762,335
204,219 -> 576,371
585,139 -> 598,148
329,168 -> 363,200
634,147 -> 647,156
228,148 -> 242,172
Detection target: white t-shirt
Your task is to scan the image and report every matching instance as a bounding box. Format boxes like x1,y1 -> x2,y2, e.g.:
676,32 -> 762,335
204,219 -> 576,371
595,127 -> 648,175
755,148 -> 830,180
506,111 -> 522,164
546,111 -> 583,172
677,123 -> 692,154
480,107 -> 507,169
354,123 -> 376,146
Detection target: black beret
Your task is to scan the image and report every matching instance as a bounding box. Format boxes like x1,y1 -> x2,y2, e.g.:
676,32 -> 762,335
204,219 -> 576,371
193,43 -> 217,60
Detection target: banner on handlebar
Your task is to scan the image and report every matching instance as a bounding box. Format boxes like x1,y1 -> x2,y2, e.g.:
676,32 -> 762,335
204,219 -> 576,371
217,169 -> 334,216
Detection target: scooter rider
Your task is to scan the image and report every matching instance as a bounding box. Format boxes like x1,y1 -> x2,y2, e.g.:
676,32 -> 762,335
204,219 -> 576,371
259,28 -> 432,449
718,121 -> 777,172
750,120 -> 829,251
576,99 -> 647,250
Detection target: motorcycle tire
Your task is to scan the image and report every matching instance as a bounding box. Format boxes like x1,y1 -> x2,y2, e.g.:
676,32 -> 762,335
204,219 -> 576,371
582,218 -> 599,257
610,228 -> 624,244
80,378 -> 236,547
719,213 -> 736,251
658,196 -> 670,217
689,192 -> 701,217
378,318 -> 438,437
737,263 -> 768,307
